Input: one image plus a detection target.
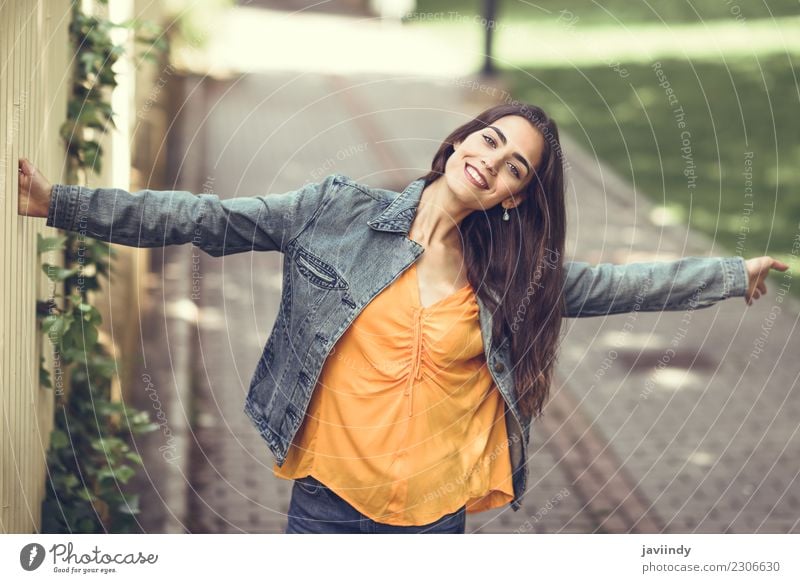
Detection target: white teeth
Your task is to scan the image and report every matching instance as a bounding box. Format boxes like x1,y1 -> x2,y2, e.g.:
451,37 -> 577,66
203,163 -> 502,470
466,165 -> 487,188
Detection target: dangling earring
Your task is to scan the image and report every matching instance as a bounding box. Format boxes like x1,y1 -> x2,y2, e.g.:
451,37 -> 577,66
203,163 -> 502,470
502,207 -> 510,221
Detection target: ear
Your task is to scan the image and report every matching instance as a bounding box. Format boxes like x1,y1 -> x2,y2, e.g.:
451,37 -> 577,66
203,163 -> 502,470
502,195 -> 524,210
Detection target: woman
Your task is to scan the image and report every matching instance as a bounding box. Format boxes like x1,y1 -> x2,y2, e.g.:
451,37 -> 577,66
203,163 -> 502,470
18,103 -> 787,534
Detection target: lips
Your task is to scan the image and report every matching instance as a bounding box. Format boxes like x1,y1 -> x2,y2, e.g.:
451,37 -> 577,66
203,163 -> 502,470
464,163 -> 489,190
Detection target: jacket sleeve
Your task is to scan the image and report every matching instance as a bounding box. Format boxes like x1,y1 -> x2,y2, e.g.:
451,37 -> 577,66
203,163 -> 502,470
45,175 -> 337,257
562,256 -> 748,318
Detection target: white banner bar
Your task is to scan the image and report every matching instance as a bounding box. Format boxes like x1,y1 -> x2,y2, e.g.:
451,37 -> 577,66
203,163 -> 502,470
2,534 -> 798,582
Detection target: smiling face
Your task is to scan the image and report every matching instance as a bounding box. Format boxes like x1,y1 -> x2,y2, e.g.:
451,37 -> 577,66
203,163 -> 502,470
444,114 -> 546,211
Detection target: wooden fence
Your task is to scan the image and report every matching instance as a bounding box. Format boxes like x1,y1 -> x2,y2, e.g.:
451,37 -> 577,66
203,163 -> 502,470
1,0 -> 72,534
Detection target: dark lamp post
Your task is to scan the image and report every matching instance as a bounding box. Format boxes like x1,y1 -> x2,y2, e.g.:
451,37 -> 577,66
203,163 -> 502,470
481,0 -> 498,76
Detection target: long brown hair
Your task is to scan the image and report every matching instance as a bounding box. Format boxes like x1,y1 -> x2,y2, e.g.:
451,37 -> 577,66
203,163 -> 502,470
418,103 -> 567,419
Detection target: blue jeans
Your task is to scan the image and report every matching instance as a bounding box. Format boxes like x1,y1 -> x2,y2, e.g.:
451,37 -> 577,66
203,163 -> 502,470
285,475 -> 467,534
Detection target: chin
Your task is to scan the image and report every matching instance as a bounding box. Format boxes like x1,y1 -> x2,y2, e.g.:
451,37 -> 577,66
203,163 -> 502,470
452,176 -> 481,203
444,162 -> 480,201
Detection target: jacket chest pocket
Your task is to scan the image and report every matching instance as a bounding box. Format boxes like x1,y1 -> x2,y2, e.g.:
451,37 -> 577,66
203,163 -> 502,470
286,239 -> 349,291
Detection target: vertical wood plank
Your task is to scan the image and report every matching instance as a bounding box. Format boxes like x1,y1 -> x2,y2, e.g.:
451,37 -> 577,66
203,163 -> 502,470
0,0 -> 69,533
0,0 -> 10,535
11,0 -> 21,533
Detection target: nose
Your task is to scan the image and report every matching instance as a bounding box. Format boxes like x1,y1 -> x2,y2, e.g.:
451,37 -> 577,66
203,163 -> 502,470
481,157 -> 498,176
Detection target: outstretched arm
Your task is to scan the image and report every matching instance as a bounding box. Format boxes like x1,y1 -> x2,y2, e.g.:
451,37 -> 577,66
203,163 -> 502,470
562,255 -> 789,318
17,157 -> 334,257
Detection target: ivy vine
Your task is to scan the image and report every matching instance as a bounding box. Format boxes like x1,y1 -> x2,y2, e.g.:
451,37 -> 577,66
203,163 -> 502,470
38,0 -> 167,533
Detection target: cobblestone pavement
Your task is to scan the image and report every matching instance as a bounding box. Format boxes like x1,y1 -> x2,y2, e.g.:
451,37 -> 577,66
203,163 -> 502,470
131,60 -> 799,534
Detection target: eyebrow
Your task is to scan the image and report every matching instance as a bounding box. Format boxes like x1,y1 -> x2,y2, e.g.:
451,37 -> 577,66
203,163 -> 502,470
487,125 -> 532,177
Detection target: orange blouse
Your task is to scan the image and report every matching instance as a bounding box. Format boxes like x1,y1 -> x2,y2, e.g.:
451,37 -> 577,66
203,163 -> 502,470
273,261 -> 514,526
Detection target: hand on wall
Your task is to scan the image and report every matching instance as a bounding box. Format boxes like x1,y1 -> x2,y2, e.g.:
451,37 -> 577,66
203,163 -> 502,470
17,157 -> 53,218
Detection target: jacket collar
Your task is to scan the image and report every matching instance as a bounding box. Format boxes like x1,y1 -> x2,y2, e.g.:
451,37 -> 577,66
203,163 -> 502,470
366,175 -> 505,307
367,177 -> 426,234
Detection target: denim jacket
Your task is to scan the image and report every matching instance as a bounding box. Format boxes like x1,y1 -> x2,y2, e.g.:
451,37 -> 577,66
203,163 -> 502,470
46,175 -> 748,512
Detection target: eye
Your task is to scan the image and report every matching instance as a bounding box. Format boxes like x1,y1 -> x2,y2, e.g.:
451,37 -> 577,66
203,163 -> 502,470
483,133 -> 520,178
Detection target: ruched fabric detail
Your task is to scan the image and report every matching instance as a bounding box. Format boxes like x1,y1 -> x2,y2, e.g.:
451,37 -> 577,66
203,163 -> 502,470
273,262 -> 514,526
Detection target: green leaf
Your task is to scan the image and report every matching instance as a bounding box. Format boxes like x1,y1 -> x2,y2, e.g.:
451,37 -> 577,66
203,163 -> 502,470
43,311 -> 73,331
113,17 -> 137,28
79,52 -> 97,74
138,53 -> 159,65
40,360 -> 52,389
61,321 -> 91,354
97,468 -> 115,481
78,304 -> 103,325
63,474 -> 80,489
76,106 -> 107,130
91,436 -> 126,452
62,346 -> 88,364
95,401 -> 121,416
118,493 -> 140,515
82,140 -> 103,172
59,119 -> 79,142
116,465 -> 135,484
128,410 -> 151,426
131,422 -> 160,434
76,488 -> 96,503
124,452 -> 143,465
51,429 -> 69,449
42,314 -> 71,345
42,263 -> 78,282
89,355 -> 116,378
38,234 -> 67,255
98,68 -> 118,90
84,323 -> 99,350
96,465 -> 134,485
53,472 -> 81,491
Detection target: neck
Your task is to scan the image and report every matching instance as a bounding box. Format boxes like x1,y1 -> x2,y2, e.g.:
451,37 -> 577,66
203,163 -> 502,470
411,178 -> 473,250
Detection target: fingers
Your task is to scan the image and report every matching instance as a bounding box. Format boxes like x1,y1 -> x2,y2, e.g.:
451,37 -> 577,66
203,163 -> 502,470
18,157 -> 35,177
749,256 -> 792,286
749,278 -> 767,302
745,256 -> 789,306
18,162 -> 30,193
18,158 -> 33,195
770,258 -> 790,272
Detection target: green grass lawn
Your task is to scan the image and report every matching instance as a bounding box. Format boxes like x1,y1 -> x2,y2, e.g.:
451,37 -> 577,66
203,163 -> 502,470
413,0 -> 800,26
505,53 -> 799,273
408,1 -> 800,291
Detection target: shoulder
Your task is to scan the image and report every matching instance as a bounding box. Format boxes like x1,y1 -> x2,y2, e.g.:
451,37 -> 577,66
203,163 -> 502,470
329,174 -> 397,206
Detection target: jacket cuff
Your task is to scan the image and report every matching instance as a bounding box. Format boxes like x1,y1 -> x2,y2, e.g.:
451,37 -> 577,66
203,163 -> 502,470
46,184 -> 81,231
722,256 -> 748,298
